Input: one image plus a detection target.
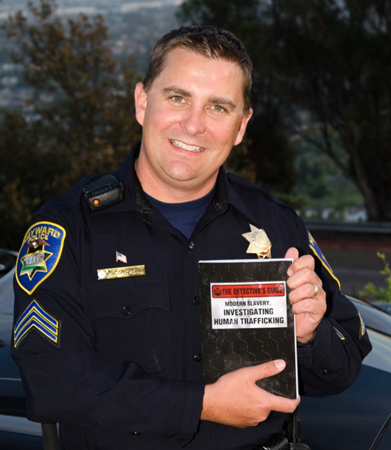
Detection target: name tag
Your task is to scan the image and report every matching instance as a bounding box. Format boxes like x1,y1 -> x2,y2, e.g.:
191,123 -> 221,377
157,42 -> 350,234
97,265 -> 146,280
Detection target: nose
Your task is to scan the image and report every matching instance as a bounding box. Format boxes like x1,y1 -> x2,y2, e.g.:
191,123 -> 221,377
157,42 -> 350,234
180,106 -> 206,136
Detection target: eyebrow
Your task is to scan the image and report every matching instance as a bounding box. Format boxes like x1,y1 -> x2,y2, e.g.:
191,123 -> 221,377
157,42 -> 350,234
162,86 -> 237,111
209,96 -> 237,111
162,86 -> 191,97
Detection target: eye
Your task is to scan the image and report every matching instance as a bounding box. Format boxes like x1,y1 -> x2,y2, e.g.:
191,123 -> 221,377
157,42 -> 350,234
212,104 -> 226,113
172,96 -> 184,103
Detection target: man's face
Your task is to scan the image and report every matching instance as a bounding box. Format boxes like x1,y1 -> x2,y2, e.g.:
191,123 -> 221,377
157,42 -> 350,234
134,47 -> 252,202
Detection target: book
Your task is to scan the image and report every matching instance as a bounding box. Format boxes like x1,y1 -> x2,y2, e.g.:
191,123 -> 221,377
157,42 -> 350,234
198,258 -> 298,399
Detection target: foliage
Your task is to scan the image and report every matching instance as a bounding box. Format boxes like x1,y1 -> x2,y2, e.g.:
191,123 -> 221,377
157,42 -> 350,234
178,0 -> 391,220
0,0 -> 142,249
292,134 -> 364,212
360,252 -> 391,303
0,110 -> 44,249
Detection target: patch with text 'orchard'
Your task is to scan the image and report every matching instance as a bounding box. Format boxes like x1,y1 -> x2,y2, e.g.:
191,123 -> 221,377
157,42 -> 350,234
211,282 -> 287,329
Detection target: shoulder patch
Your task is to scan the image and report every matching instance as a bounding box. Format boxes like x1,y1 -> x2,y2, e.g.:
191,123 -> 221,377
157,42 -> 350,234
15,222 -> 66,295
307,230 -> 341,290
14,299 -> 60,348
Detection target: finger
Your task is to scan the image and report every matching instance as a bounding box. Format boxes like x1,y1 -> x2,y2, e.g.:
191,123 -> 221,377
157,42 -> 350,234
268,394 -> 301,414
289,279 -> 323,301
288,255 -> 315,277
290,296 -> 325,316
287,266 -> 322,291
284,247 -> 299,262
241,359 -> 286,381
217,360 -> 287,388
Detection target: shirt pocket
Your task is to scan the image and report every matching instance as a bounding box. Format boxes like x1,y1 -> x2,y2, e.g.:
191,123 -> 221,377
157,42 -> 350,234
81,278 -> 170,375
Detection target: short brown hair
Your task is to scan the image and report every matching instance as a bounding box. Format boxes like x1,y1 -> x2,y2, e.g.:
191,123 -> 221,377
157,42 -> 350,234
143,26 -> 253,115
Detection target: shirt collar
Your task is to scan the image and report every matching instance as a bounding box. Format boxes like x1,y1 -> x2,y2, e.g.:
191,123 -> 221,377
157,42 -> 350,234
96,140 -> 259,225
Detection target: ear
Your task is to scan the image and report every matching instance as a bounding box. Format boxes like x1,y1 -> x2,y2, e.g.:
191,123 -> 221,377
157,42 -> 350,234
134,82 -> 148,126
234,108 -> 253,146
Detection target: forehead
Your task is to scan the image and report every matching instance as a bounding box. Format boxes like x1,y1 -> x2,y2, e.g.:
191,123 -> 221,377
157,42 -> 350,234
153,47 -> 245,102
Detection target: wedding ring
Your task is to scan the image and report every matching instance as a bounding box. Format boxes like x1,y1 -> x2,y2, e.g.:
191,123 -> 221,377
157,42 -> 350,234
313,284 -> 318,298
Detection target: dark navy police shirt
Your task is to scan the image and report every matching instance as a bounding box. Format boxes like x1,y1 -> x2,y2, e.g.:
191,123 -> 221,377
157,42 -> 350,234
12,142 -> 371,450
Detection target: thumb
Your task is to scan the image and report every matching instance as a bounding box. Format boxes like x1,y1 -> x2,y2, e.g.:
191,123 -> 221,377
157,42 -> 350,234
284,247 -> 299,261
246,359 -> 286,381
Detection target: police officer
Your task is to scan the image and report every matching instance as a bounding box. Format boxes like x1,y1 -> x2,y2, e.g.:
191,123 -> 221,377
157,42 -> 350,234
12,26 -> 371,450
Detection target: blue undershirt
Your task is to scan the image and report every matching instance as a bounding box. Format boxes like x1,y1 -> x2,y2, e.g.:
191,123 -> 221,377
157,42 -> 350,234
145,188 -> 215,239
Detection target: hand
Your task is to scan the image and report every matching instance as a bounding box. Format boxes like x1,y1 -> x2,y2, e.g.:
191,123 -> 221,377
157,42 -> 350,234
201,360 -> 300,428
285,247 -> 327,343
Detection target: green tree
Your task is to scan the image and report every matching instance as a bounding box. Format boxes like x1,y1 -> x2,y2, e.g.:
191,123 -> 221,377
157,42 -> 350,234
360,252 -> 391,303
0,0 -> 141,249
271,0 -> 391,222
178,0 -> 391,221
0,110 -> 45,249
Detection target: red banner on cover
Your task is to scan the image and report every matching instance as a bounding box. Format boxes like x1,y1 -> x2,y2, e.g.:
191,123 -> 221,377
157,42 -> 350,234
212,283 -> 285,298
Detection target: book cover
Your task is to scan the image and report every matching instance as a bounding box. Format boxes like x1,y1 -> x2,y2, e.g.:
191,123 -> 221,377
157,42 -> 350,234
198,258 -> 298,399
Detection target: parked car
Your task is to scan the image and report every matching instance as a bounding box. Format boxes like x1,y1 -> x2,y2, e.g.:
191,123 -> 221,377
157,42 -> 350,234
299,296 -> 391,450
0,249 -> 43,448
1,249 -> 391,449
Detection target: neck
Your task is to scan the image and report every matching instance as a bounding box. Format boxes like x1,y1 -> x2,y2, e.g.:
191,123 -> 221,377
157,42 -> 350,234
134,156 -> 218,204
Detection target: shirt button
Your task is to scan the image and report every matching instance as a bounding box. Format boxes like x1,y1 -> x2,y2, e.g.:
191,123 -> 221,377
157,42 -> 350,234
193,296 -> 200,305
122,306 -> 132,315
194,353 -> 202,363
215,201 -> 222,212
189,241 -> 195,250
322,369 -> 331,376
131,431 -> 141,436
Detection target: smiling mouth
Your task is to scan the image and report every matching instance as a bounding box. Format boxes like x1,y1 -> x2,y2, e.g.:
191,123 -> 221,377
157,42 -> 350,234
171,140 -> 204,152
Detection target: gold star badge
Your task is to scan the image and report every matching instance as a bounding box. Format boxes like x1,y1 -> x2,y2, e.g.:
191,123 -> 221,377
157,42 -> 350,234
242,224 -> 272,259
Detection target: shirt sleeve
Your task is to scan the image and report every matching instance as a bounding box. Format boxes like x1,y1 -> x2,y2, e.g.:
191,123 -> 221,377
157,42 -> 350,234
297,231 -> 372,397
12,213 -> 204,444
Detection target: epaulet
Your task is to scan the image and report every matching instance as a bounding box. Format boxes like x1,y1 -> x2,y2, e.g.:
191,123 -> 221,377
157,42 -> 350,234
34,175 -> 96,220
34,173 -> 126,220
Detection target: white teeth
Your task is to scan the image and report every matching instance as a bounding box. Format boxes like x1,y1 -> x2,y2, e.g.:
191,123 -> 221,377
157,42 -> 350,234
171,140 -> 203,152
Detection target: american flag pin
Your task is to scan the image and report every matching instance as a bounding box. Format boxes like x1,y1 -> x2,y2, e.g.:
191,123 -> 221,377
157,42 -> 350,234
116,251 -> 127,264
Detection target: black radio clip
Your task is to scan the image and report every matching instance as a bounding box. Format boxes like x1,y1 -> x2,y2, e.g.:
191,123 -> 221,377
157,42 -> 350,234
82,174 -> 125,211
